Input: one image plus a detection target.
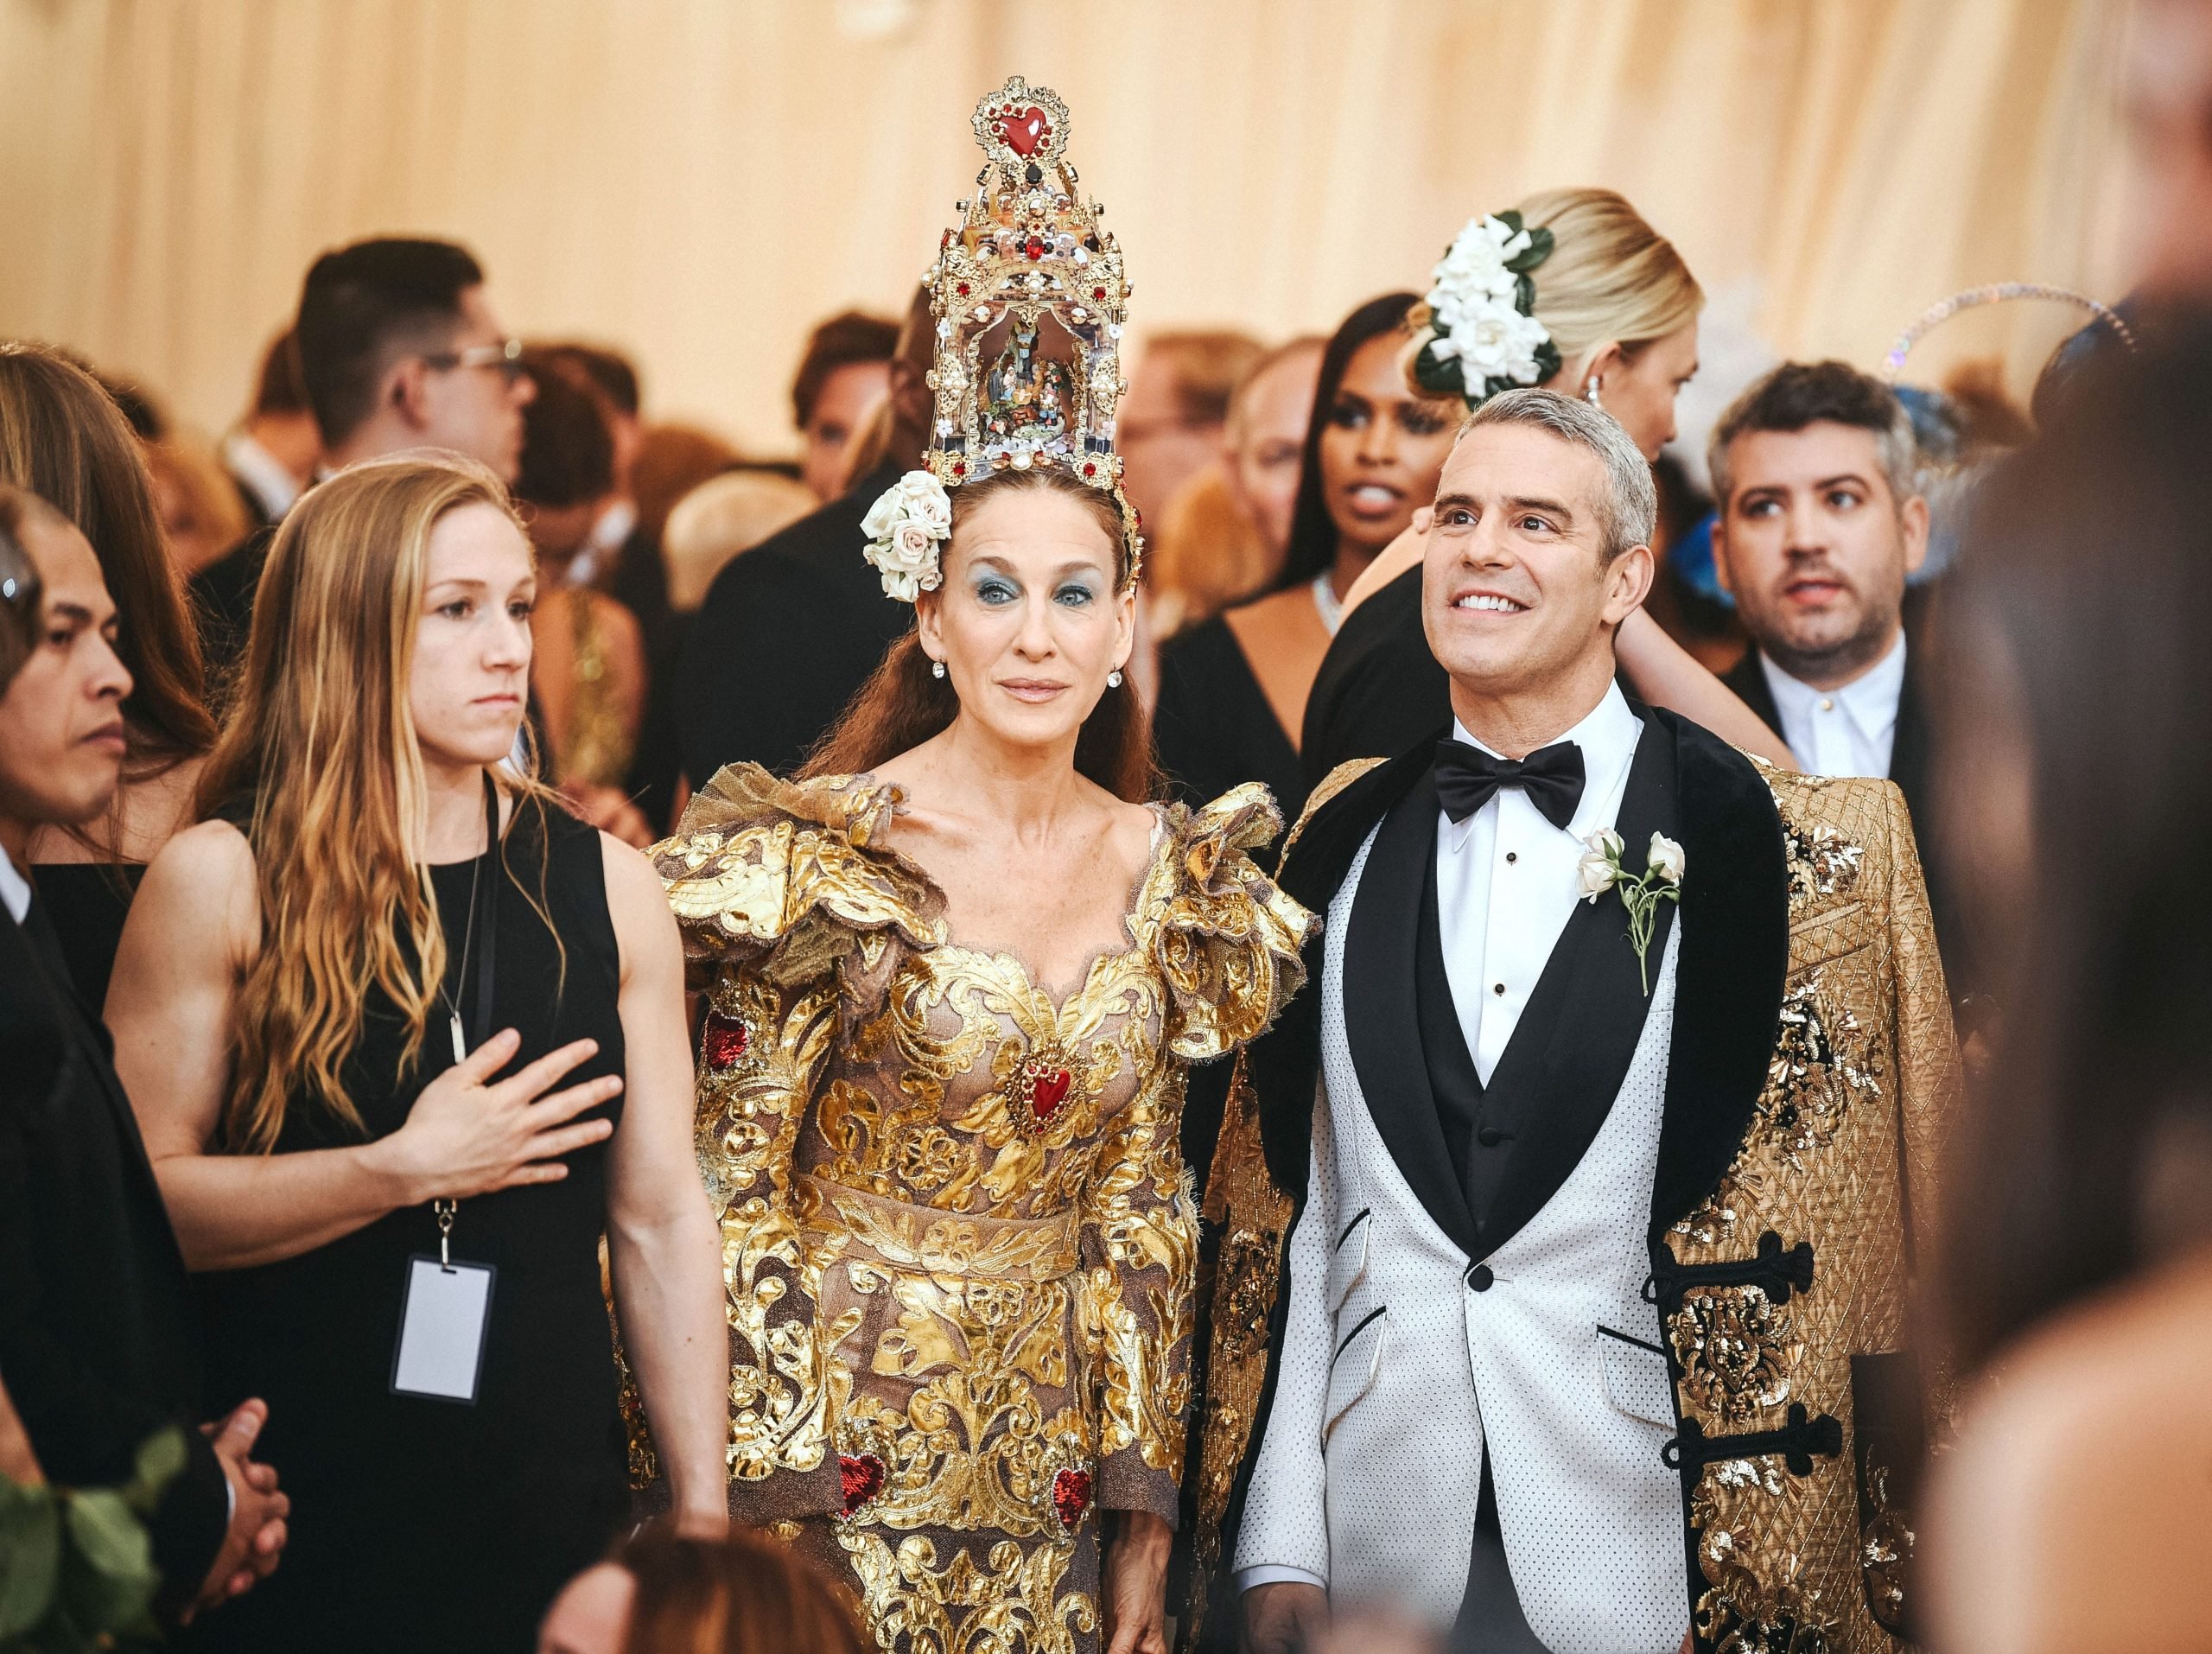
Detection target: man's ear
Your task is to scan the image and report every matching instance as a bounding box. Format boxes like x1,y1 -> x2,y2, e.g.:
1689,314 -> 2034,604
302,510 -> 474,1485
1709,510 -> 1737,596
1603,542 -> 1656,625
1898,493 -> 1931,576
389,358 -> 433,434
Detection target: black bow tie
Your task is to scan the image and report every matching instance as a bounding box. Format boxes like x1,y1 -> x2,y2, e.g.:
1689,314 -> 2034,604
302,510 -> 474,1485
1433,738 -> 1587,830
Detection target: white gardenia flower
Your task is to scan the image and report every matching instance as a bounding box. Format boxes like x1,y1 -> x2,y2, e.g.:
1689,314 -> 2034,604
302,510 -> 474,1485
1648,833 -> 1688,885
1424,214 -> 1553,391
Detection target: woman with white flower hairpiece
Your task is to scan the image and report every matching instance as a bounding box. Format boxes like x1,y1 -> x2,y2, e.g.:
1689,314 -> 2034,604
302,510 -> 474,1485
639,77 -> 1313,1654
1304,187 -> 1796,779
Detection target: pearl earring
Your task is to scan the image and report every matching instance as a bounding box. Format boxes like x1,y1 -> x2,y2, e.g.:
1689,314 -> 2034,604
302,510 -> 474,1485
1107,669 -> 1123,689
931,659 -> 946,679
1585,378 -> 1603,407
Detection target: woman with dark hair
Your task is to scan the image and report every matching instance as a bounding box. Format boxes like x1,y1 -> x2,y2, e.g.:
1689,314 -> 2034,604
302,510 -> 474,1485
1922,321 -> 2212,1650
0,342 -> 218,1005
647,80 -> 1313,1654
1152,293 -> 1451,818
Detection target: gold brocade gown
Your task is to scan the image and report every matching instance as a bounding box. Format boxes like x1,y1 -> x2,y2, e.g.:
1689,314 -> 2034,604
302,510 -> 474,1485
645,763 -> 1313,1654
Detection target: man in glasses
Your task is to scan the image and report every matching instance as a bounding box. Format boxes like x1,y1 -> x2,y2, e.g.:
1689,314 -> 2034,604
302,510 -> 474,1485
192,237 -> 535,678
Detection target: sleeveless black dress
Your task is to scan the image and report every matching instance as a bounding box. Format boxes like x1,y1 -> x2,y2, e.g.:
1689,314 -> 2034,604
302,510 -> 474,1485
188,801 -> 630,1654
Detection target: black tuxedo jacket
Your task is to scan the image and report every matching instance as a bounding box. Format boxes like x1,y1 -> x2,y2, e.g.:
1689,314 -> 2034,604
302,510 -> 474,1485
1249,703 -> 1787,1240
0,898 -> 231,1605
672,460 -> 916,786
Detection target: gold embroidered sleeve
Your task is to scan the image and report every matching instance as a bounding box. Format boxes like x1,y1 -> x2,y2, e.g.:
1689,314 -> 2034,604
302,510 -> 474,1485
1078,1063 -> 1200,1524
1156,784 -> 1317,1064
1883,786 -> 1961,1316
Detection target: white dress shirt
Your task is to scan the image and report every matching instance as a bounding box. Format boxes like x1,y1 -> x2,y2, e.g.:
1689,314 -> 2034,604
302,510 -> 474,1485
0,843 -> 29,924
221,430 -> 302,522
1758,631 -> 1905,780
1236,682 -> 1644,1600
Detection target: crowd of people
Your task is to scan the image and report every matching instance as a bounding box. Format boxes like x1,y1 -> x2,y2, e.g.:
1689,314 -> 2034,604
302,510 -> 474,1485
4,15 -> 2212,1653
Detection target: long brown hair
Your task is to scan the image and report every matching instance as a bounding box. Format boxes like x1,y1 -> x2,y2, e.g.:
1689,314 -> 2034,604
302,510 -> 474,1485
800,467 -> 1154,801
0,342 -> 214,773
613,1524 -> 868,1654
198,453 -> 556,1151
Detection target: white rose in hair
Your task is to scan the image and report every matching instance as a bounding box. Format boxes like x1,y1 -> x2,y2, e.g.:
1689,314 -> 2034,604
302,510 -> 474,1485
862,469 -> 952,601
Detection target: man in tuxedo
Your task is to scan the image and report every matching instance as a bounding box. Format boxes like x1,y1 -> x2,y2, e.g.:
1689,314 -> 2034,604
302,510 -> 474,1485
192,238 -> 534,679
0,488 -> 289,1617
672,288 -> 931,786
1188,391 -> 1957,1653
1708,362 -> 1931,823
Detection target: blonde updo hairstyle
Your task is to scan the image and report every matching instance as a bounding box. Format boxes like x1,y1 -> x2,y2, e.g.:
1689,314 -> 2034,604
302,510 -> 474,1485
1407,187 -> 1704,398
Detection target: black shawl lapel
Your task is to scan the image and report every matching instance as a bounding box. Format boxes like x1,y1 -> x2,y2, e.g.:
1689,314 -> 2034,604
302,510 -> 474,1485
1647,709 -> 1791,1238
1889,653 -> 1931,837
1344,771 -> 1482,1256
1470,709 -> 1680,1257
1721,648 -> 1787,751
1250,735 -> 1444,1197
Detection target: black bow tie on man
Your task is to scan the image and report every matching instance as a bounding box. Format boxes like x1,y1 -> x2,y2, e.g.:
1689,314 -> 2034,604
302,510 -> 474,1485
1433,737 -> 1587,830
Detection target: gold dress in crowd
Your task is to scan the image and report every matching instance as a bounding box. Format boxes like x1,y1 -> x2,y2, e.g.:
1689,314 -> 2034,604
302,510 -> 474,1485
650,763 -> 1312,1654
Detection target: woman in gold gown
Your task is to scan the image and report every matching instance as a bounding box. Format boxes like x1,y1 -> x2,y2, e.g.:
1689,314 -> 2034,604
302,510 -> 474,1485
640,80 -> 1313,1652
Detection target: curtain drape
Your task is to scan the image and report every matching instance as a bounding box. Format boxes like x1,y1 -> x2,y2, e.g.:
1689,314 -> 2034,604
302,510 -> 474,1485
0,0 -> 2133,453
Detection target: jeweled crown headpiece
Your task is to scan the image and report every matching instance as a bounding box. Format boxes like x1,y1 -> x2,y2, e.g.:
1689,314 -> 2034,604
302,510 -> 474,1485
918,76 -> 1141,582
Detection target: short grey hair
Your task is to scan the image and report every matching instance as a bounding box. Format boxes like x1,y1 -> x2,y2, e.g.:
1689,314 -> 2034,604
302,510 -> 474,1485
1459,388 -> 1657,560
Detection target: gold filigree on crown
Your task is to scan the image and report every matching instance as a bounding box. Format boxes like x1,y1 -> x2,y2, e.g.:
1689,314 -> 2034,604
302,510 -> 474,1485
920,75 -> 1142,583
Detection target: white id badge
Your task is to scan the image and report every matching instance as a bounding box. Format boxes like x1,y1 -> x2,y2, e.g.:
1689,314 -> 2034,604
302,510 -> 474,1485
391,1256 -> 496,1403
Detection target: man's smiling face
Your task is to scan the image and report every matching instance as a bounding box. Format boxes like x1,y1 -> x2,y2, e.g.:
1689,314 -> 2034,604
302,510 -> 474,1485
1421,421 -> 1649,702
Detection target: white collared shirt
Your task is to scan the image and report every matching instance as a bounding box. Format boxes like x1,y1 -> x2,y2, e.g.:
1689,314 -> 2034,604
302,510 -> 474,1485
221,430 -> 302,522
1758,632 -> 1906,780
1436,681 -> 1643,1083
0,843 -> 29,925
1236,681 -> 1646,1600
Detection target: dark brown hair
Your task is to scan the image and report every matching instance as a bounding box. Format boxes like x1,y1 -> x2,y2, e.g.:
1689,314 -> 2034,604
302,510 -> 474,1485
252,328 -> 309,417
1934,313 -> 2212,1371
0,342 -> 215,773
613,1524 -> 868,1654
791,311 -> 899,430
514,354 -> 615,509
801,467 -> 1153,801
296,237 -> 485,447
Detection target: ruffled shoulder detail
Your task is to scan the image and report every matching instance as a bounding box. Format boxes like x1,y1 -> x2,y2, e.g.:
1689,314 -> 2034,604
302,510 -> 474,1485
652,762 -> 945,994
1147,781 -> 1318,1063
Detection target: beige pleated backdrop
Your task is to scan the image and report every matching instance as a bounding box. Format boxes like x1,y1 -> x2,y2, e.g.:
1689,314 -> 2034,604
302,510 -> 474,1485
0,0 -> 2134,453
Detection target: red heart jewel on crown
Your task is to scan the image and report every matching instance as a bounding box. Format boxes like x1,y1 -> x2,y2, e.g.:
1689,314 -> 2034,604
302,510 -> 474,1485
1052,1466 -> 1092,1530
1000,106 -> 1050,156
1030,1067 -> 1072,1120
701,1012 -> 749,1068
840,1452 -> 887,1516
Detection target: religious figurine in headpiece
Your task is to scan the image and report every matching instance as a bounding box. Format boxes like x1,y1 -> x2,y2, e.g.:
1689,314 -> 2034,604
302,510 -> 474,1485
638,77 -> 1312,1654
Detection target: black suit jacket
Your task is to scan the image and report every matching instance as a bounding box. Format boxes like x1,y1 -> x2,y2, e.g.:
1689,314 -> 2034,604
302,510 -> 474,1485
0,898 -> 231,1606
672,460 -> 916,787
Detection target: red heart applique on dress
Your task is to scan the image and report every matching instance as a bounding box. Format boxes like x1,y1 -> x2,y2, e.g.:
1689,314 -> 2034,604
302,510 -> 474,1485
1052,1466 -> 1093,1530
1030,1067 -> 1073,1120
840,1453 -> 887,1516
701,1012 -> 749,1068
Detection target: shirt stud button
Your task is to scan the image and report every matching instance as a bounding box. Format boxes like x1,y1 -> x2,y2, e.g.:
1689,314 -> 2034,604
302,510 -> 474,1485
1465,1263 -> 1495,1292
1505,851 -> 1517,863
1492,982 -> 1505,996
1819,697 -> 1834,711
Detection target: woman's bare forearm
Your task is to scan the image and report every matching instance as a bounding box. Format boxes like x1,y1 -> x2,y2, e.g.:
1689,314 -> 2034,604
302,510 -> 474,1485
150,1139 -> 418,1271
1617,608 -> 1796,767
608,1207 -> 730,1525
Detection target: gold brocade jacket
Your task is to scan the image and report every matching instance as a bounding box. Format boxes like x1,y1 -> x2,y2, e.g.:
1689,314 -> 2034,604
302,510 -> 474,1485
642,765 -> 1313,1567
1191,717 -> 1960,1654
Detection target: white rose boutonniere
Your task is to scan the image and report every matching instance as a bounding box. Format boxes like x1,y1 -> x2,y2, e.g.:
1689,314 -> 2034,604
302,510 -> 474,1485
861,470 -> 953,601
1580,828 -> 1687,995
